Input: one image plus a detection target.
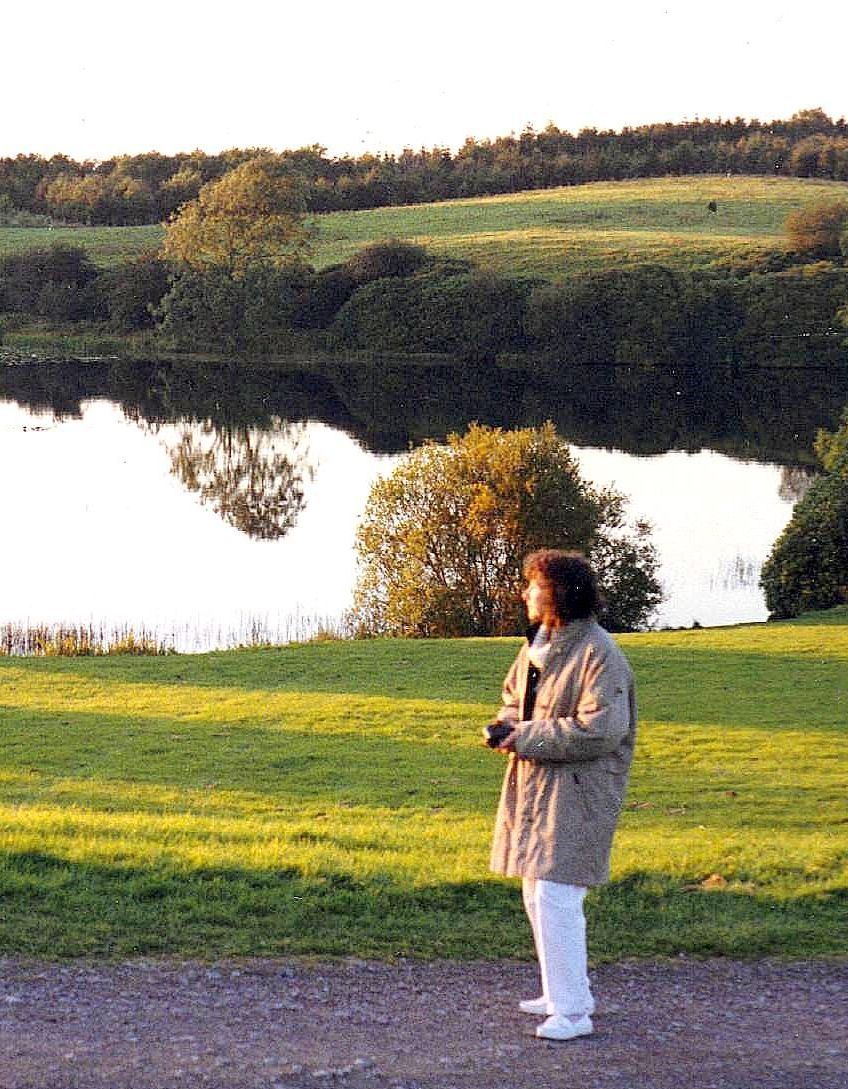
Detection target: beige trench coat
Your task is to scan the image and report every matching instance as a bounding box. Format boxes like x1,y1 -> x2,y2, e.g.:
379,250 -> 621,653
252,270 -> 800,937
489,618 -> 637,887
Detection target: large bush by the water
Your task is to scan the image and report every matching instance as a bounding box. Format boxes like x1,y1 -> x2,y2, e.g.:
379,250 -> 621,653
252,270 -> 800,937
0,245 -> 101,321
330,270 -> 532,358
98,252 -> 171,331
155,265 -> 312,352
735,263 -> 848,366
526,266 -> 696,364
761,408 -> 848,618
352,422 -> 662,636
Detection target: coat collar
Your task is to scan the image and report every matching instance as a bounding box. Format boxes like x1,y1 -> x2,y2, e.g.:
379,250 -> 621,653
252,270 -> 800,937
525,618 -> 595,647
525,620 -> 596,674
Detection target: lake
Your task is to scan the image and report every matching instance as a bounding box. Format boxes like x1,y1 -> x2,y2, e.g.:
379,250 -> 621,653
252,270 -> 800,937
1,357 -> 845,649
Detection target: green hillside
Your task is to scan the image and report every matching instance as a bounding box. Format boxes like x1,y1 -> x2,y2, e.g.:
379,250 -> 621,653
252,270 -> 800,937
3,175 -> 848,280
313,175 -> 848,279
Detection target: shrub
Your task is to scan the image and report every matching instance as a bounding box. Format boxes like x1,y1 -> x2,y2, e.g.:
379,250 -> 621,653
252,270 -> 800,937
677,273 -> 747,364
154,264 -> 311,353
352,422 -> 662,636
330,270 -> 531,358
785,199 -> 848,259
525,265 -> 691,364
760,408 -> 848,618
97,252 -> 171,331
291,265 -> 358,329
154,269 -> 244,352
0,245 -> 100,318
416,272 -> 531,357
240,264 -> 313,350
329,276 -> 421,353
736,263 -> 848,365
35,279 -> 104,322
345,239 -> 431,283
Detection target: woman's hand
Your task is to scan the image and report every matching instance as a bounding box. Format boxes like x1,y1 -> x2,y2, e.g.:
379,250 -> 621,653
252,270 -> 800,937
497,730 -> 518,753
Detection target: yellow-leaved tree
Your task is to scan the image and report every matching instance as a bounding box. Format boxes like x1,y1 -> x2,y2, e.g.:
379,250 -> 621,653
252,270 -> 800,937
352,423 -> 662,637
162,156 -> 312,279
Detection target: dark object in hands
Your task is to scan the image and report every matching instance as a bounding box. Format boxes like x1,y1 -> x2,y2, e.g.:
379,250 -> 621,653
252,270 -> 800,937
484,722 -> 515,748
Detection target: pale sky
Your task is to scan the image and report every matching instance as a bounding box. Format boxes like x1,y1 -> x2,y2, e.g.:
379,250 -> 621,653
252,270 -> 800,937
4,1 -> 847,163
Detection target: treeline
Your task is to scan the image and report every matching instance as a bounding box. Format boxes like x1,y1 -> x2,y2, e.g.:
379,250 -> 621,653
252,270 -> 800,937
3,108 -> 848,226
4,240 -> 846,369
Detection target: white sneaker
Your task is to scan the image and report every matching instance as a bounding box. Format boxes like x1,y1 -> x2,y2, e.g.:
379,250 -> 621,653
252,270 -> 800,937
519,996 -> 596,1017
535,1013 -> 593,1041
519,996 -> 549,1016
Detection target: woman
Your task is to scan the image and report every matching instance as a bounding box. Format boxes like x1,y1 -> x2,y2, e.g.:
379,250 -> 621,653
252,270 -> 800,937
487,549 -> 637,1041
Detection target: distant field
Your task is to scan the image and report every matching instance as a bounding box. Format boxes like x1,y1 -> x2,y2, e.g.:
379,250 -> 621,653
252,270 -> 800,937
0,224 -> 161,267
0,608 -> 846,960
3,176 -> 848,280
313,175 -> 848,279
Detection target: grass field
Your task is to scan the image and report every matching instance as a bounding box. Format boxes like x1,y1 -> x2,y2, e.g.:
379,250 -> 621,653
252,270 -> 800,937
312,175 -> 848,279
0,224 -> 161,267
1,609 -> 846,961
3,175 -> 848,281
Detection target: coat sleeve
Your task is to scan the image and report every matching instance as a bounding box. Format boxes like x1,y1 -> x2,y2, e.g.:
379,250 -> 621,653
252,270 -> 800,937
512,645 -> 633,763
496,654 -> 523,725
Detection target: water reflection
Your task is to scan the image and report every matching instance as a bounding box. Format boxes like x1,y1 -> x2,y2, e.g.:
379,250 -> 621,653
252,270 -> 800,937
2,357 -> 847,464
1,356 -> 847,641
709,554 -> 761,592
162,419 -> 313,541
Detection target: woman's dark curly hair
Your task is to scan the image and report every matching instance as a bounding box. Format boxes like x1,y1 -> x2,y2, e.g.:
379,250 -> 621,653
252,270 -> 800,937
523,549 -> 602,622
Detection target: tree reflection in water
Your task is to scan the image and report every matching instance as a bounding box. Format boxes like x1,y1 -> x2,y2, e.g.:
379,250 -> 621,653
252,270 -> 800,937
165,418 -> 314,540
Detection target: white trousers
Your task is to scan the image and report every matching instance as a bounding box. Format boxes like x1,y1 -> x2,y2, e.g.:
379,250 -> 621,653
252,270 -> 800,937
522,877 -> 593,1017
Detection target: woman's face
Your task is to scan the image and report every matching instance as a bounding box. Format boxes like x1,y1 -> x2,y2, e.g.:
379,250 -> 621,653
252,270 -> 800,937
522,576 -> 554,624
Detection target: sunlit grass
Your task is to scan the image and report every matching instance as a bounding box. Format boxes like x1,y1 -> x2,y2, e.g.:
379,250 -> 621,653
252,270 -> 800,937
1,609 -> 846,959
395,227 -> 774,280
311,175 -> 848,278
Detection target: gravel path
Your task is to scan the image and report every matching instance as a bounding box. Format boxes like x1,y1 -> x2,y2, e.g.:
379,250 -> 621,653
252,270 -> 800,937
1,957 -> 845,1089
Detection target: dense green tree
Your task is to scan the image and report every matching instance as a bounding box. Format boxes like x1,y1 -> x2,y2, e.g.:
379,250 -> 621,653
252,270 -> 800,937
159,167 -> 204,217
588,504 -> 663,632
153,269 -> 245,351
736,263 -> 848,365
760,409 -> 848,618
292,265 -> 357,329
526,266 -> 691,364
5,111 -> 848,224
352,422 -> 661,636
41,169 -> 155,225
